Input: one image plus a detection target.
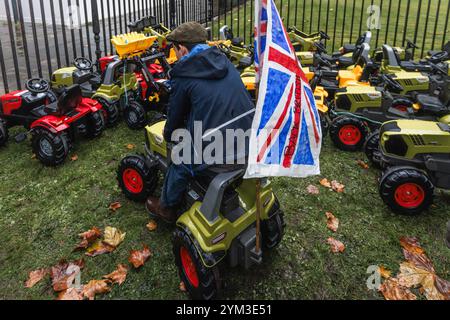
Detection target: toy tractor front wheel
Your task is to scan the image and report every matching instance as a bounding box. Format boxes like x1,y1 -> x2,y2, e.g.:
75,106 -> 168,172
124,101 -> 148,130
118,155 -> 158,202
173,228 -> 221,300
364,130 -> 381,169
379,167 -> 434,215
96,98 -> 119,127
330,116 -> 369,152
262,198 -> 286,249
85,111 -> 105,139
0,120 -> 8,147
31,128 -> 69,166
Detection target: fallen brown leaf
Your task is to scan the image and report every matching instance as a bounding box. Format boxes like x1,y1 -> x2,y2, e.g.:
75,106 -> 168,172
306,185 -> 320,195
75,227 -> 102,250
25,268 -> 48,288
435,276 -> 450,300
379,278 -> 417,300
146,220 -> 158,232
50,260 -> 84,292
129,245 -> 152,268
325,212 -> 339,232
357,160 -> 370,169
179,281 -> 187,292
31,154 -> 37,160
400,237 -> 435,273
378,266 -> 392,279
82,280 -> 111,300
327,238 -> 345,253
71,154 -> 79,162
109,202 -> 122,212
56,287 -> 84,300
103,227 -> 126,248
397,262 -> 430,288
331,180 -> 345,193
103,264 -> 128,286
126,144 -> 136,150
85,239 -> 115,257
320,178 -> 331,188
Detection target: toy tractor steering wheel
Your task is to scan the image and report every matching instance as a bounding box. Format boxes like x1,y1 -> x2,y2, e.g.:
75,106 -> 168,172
429,61 -> 448,76
313,41 -> 327,54
218,43 -> 231,57
319,31 -> 330,41
429,51 -> 449,63
315,53 -> 332,68
73,57 -> 93,71
406,40 -> 420,50
26,78 -> 50,94
381,74 -> 404,93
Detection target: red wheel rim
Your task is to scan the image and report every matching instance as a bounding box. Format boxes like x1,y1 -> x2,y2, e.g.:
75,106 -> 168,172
180,247 -> 199,288
395,183 -> 425,209
122,169 -> 144,194
394,105 -> 408,112
339,125 -> 362,146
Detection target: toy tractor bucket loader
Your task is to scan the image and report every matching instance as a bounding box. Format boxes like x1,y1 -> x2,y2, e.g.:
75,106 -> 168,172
111,32 -> 157,59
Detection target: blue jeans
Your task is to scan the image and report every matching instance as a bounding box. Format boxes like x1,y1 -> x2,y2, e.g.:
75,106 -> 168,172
160,164 -> 210,209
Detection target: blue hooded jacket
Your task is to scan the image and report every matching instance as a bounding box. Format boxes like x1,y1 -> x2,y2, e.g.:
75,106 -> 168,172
164,46 -> 255,166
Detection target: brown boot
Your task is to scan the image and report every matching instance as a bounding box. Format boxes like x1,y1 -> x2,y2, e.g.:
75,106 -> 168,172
145,196 -> 177,224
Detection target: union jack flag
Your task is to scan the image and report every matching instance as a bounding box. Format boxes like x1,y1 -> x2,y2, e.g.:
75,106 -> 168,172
245,0 -> 322,178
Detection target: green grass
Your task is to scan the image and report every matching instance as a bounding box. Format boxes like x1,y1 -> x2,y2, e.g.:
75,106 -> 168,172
0,122 -> 449,300
211,0 -> 450,56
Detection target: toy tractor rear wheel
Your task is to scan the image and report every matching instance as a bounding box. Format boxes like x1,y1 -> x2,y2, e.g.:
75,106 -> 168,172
118,155 -> 158,202
173,228 -> 221,300
85,111 -> 105,139
364,130 -> 381,169
379,167 -> 434,215
124,101 -> 148,130
0,120 -> 8,147
31,128 -> 69,167
330,116 -> 369,152
96,98 -> 119,127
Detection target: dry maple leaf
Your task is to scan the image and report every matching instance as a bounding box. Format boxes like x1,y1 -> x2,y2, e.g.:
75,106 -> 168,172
179,281 -> 187,292
400,237 -> 425,255
103,227 -> 126,248
320,178 -> 332,188
75,227 -> 102,250
82,280 -> 111,300
325,212 -> 339,232
379,277 -> 417,300
397,262 -> 430,288
25,268 -> 48,288
56,287 -> 84,301
85,239 -> 115,257
50,260 -> 84,292
129,245 -> 152,268
331,180 -> 345,193
357,160 -> 369,169
126,144 -> 136,150
306,185 -> 320,195
378,266 -> 392,279
103,264 -> 128,286
109,202 -> 122,212
400,237 -> 435,273
71,155 -> 79,162
146,220 -> 158,232
435,276 -> 450,300
327,238 -> 345,253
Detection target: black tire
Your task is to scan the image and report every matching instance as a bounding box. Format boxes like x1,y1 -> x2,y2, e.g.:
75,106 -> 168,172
364,130 -> 381,169
173,228 -> 221,300
320,113 -> 330,138
379,167 -> 434,216
31,128 -> 69,167
124,101 -> 148,130
85,111 -> 105,139
117,155 -> 159,202
261,198 -> 285,249
96,98 -> 119,127
330,116 -> 370,152
0,120 -> 8,147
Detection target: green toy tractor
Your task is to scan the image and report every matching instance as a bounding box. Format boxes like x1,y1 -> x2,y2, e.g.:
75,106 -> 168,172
375,119 -> 450,215
117,119 -> 285,300
330,74 -> 450,152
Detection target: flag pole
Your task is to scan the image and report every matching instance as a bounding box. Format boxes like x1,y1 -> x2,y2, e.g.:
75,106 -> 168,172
254,0 -> 262,254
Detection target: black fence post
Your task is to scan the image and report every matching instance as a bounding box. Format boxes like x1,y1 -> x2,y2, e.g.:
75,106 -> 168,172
169,0 -> 176,29
92,0 -> 103,68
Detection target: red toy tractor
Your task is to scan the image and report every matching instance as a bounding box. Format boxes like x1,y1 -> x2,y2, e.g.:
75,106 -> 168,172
0,78 -> 105,166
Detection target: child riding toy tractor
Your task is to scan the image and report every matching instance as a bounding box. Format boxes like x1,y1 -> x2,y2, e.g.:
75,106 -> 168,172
375,119 -> 450,215
0,79 -> 105,166
117,118 -> 285,300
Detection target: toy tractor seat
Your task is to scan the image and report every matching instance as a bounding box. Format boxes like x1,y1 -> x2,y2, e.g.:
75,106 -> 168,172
45,85 -> 82,116
428,41 -> 450,57
415,94 -> 449,116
